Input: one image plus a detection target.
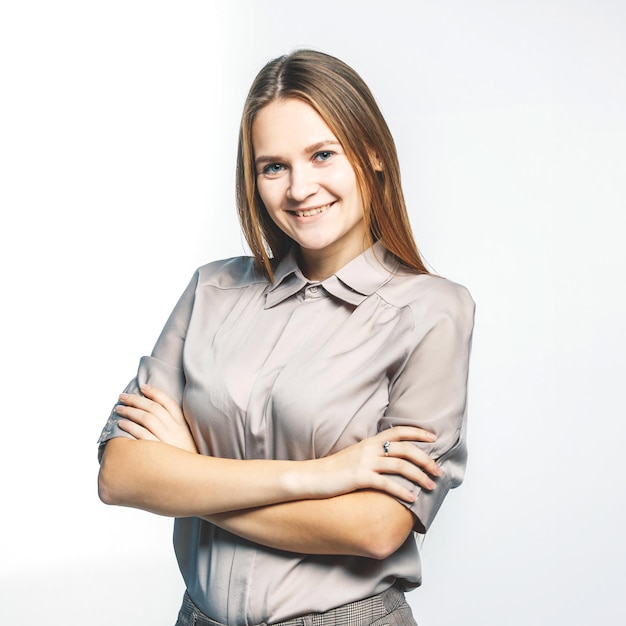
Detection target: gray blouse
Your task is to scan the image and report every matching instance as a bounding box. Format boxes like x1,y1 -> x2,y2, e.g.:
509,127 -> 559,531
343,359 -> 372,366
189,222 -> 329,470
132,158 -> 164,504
98,243 -> 475,625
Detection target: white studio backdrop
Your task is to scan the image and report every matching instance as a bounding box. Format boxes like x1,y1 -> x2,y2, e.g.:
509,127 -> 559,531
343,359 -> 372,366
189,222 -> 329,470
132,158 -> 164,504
1,1 -> 624,624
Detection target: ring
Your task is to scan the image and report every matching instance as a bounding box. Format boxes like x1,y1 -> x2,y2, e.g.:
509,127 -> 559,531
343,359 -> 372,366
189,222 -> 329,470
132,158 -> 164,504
383,441 -> 391,457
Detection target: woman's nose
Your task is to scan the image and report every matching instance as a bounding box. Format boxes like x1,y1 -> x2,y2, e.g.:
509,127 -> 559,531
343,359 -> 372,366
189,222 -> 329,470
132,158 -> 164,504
287,166 -> 319,201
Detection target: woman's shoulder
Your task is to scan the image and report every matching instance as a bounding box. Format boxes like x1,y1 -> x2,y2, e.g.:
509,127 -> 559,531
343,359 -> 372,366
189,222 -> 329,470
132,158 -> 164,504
380,269 -> 475,320
193,256 -> 269,290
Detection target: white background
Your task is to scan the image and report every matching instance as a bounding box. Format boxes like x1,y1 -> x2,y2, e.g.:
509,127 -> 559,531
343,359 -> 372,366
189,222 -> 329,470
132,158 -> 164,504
1,1 -> 624,624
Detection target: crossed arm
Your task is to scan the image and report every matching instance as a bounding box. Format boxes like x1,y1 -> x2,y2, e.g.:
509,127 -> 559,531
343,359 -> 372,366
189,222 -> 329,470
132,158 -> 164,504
98,385 -> 440,559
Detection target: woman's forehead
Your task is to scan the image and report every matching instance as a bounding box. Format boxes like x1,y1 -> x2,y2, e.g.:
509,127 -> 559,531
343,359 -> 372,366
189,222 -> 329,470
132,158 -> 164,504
252,98 -> 340,156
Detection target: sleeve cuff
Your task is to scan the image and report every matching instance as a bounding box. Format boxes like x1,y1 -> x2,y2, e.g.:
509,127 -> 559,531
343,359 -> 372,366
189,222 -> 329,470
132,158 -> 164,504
96,355 -> 185,462
389,435 -> 467,533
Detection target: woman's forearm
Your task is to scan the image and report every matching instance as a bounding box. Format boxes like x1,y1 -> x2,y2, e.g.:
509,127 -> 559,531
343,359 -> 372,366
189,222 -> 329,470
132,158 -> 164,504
98,438 -> 326,516
99,438 -> 416,558
205,490 -> 416,560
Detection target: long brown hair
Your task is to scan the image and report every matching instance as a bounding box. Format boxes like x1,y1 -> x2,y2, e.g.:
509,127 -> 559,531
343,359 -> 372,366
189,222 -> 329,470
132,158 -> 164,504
236,49 -> 429,279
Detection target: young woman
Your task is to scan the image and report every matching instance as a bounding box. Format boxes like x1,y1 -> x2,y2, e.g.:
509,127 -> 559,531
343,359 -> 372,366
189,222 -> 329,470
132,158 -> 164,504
98,49 -> 475,626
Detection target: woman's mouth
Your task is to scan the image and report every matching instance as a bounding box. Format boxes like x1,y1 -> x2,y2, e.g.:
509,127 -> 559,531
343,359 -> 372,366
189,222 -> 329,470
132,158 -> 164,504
291,203 -> 333,218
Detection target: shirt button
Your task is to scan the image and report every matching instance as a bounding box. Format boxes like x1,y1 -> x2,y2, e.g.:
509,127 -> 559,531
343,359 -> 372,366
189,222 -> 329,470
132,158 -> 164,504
309,286 -> 319,293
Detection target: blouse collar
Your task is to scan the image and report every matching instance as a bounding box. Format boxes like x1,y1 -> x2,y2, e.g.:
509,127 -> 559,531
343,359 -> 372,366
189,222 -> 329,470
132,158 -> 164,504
264,242 -> 399,309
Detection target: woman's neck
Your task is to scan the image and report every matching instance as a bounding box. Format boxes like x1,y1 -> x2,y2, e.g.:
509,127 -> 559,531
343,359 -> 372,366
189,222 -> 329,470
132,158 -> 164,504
297,243 -> 370,281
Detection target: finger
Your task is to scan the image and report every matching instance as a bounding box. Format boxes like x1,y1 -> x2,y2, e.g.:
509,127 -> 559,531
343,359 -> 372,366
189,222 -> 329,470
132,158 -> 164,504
118,392 -> 177,429
117,418 -> 160,442
379,426 -> 437,443
377,457 -> 437,491
381,441 -> 442,477
366,474 -> 418,503
139,384 -> 185,422
118,392 -> 165,416
114,404 -> 163,436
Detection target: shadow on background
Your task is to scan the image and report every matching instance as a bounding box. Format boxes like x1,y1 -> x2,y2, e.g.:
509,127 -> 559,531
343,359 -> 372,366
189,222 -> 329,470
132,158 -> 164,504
0,556 -> 184,625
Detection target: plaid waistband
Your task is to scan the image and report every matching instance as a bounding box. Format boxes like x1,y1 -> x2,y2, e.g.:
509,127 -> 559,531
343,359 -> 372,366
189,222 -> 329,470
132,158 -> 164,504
178,584 -> 408,626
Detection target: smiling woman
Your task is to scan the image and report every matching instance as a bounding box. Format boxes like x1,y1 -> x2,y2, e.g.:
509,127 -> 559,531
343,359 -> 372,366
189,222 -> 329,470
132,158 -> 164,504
97,49 -> 475,626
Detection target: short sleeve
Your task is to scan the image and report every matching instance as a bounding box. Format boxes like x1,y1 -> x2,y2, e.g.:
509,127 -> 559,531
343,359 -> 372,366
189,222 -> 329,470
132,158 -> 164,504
97,270 -> 199,462
380,280 -> 475,533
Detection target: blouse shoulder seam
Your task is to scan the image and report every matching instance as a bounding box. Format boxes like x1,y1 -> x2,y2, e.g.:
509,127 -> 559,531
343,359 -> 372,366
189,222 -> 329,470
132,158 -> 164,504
194,256 -> 268,291
375,274 -> 473,332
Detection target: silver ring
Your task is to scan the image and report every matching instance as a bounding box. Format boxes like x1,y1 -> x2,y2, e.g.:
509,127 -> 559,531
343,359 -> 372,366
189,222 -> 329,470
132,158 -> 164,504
383,441 -> 391,457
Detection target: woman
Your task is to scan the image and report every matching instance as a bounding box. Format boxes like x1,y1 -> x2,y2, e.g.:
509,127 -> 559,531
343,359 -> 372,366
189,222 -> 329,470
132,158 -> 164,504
98,49 -> 474,626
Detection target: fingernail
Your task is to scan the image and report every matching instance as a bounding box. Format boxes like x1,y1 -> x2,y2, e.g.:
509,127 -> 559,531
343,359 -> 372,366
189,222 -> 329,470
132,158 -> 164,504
141,384 -> 151,391
119,393 -> 128,400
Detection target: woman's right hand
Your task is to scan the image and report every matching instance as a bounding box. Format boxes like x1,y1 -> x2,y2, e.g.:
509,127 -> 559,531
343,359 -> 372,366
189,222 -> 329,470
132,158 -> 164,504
114,384 -> 199,454
306,427 -> 442,503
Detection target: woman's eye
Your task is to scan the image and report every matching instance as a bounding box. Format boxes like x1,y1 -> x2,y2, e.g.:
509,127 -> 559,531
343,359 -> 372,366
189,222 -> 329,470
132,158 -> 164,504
262,163 -> 285,175
314,151 -> 334,162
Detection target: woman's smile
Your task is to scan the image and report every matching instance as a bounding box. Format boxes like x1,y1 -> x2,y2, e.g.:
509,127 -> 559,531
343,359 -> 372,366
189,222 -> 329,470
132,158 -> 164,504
290,201 -> 334,219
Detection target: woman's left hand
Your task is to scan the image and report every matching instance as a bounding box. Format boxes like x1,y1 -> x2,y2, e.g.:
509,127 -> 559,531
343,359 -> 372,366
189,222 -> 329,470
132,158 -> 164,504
114,385 -> 198,454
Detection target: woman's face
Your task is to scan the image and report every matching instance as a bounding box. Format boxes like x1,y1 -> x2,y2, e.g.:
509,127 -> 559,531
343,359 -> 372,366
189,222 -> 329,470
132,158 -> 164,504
252,97 -> 368,279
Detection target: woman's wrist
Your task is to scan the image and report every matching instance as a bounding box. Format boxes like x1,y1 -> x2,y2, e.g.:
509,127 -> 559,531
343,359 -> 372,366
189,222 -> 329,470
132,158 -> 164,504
279,459 -> 326,500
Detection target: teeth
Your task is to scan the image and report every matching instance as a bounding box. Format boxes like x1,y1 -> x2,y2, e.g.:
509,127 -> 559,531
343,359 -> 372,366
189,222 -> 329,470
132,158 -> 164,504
294,204 -> 331,217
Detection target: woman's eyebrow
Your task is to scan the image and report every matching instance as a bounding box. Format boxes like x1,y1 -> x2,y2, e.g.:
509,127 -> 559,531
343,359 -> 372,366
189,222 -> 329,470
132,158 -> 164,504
254,140 -> 341,168
254,154 -> 282,168
304,139 -> 341,153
